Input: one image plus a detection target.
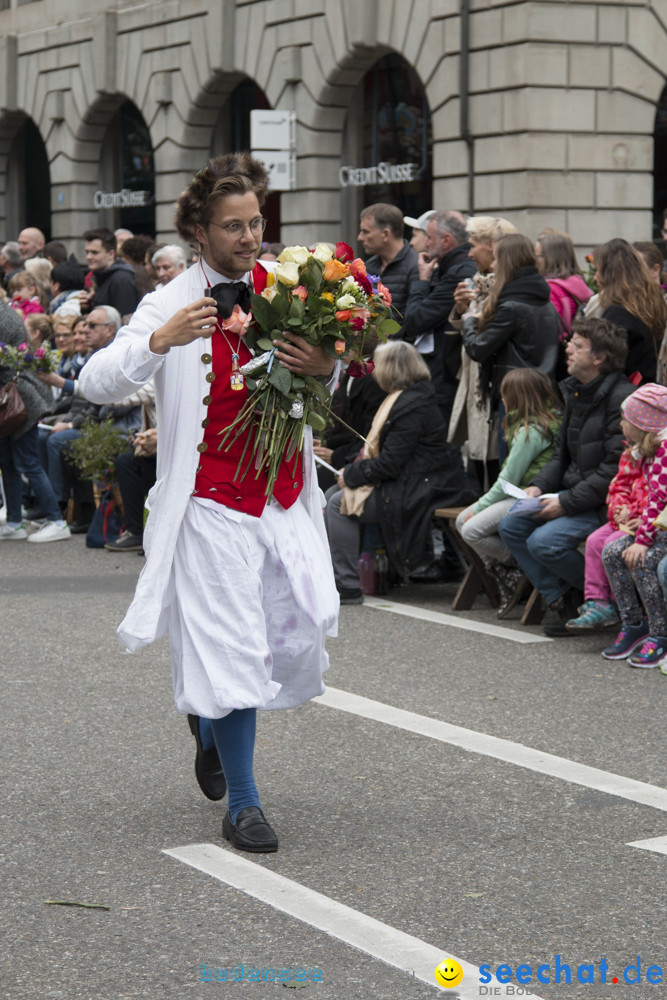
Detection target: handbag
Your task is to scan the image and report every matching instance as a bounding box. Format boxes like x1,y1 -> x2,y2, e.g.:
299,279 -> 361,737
0,376 -> 27,438
85,487 -> 124,548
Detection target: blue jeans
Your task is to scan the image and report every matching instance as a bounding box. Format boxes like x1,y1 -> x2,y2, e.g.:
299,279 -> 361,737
45,427 -> 80,503
498,509 -> 600,605
0,425 -> 61,522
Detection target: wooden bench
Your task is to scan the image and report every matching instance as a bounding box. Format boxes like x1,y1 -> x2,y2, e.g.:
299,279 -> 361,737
432,507 -> 500,611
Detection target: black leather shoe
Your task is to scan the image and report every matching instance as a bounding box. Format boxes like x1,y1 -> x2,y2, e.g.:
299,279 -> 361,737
222,806 -> 278,853
187,714 -> 227,801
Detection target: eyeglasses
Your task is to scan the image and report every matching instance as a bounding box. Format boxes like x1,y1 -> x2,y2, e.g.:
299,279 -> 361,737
83,322 -> 109,329
208,217 -> 267,240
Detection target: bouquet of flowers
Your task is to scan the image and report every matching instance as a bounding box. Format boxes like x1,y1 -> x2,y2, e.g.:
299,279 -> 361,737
218,240 -> 400,497
0,340 -> 61,374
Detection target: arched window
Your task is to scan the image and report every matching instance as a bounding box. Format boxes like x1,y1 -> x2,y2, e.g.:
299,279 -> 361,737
211,80 -> 281,244
97,100 -> 155,234
653,84 -> 667,242
342,54 -> 432,247
6,117 -> 51,239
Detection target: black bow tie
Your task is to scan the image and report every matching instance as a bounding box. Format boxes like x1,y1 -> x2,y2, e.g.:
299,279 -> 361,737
209,281 -> 251,320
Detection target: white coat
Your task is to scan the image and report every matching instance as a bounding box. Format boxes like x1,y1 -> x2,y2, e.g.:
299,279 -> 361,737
79,262 -> 339,655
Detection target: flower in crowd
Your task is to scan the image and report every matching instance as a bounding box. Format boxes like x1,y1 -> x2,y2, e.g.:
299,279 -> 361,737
217,240 -> 400,498
0,339 -> 60,374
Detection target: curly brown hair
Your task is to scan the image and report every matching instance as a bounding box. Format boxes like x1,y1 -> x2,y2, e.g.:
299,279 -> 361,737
174,152 -> 269,245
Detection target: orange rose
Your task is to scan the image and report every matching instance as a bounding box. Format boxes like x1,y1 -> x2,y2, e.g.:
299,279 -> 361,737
334,339 -> 347,354
348,257 -> 367,278
221,304 -> 251,336
323,258 -> 348,282
377,281 -> 392,305
335,310 -> 351,322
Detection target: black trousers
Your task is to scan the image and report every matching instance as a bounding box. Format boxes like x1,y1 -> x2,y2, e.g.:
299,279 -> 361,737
113,449 -> 157,536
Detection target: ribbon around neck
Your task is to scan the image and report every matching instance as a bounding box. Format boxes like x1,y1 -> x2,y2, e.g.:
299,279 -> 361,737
209,281 -> 251,319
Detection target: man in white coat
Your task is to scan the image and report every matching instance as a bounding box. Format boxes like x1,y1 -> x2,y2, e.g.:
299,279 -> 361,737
80,153 -> 339,852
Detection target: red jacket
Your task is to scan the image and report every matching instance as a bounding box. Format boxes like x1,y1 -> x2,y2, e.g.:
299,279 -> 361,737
606,447 -> 648,529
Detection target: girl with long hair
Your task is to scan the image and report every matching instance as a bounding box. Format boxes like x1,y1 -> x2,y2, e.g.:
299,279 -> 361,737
456,367 -> 561,617
595,237 -> 667,385
535,228 -> 592,377
461,233 -> 561,461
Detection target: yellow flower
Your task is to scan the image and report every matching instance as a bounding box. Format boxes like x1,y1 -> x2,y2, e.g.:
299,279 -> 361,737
320,291 -> 334,303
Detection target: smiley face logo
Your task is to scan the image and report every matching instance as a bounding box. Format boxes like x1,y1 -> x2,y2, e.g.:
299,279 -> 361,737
434,959 -> 464,988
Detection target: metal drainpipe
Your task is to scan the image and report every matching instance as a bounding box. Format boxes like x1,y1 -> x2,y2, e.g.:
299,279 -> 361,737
460,0 -> 474,215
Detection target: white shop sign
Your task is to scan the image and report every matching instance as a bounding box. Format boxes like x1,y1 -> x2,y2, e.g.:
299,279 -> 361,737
252,150 -> 296,192
94,188 -> 151,209
338,162 -> 416,187
250,110 -> 296,151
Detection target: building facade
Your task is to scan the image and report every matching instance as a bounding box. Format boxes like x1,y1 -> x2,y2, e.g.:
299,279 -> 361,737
0,0 -> 666,256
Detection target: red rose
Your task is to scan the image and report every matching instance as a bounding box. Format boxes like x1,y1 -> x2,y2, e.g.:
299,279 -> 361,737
335,241 -> 354,263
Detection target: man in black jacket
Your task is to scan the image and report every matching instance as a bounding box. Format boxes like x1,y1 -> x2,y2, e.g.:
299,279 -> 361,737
402,210 -> 475,430
499,318 -> 634,636
83,227 -> 141,319
358,202 -> 418,334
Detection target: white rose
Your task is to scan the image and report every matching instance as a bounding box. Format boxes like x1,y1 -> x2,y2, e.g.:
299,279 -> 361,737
278,245 -> 310,267
312,243 -> 334,263
335,293 -> 356,309
275,261 -> 300,287
341,276 -> 357,293
261,287 -> 277,302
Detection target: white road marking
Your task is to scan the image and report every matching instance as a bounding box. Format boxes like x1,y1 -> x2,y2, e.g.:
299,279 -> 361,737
163,842 -> 543,999
316,687 -> 667,814
363,595 -> 552,643
626,835 -> 667,856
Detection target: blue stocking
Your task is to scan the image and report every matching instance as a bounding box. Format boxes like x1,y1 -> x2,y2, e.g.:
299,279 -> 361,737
209,708 -> 261,824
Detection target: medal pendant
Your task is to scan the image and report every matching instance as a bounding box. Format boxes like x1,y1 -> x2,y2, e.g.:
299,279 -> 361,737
230,353 -> 244,390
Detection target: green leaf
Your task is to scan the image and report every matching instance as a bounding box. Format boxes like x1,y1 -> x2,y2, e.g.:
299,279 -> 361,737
256,338 -> 275,352
464,892 -> 485,899
250,293 -> 279,332
267,363 -> 292,395
306,411 -> 327,431
289,297 -> 305,321
377,317 -> 401,336
272,293 -> 289,318
291,376 -> 305,389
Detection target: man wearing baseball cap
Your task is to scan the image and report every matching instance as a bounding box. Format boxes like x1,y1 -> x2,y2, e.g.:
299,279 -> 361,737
404,209 -> 436,255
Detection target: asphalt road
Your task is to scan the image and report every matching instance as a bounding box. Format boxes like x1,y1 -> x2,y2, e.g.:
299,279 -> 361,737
2,534 -> 666,1000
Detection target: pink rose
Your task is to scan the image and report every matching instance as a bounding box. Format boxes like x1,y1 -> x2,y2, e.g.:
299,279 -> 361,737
35,347 -> 45,358
18,342 -> 28,351
292,285 -> 308,302
221,304 -> 251,336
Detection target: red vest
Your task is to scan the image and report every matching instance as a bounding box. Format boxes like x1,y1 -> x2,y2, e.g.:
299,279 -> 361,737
193,264 -> 303,517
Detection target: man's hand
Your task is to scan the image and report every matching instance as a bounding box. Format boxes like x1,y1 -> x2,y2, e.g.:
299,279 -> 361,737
535,495 -> 565,520
51,421 -> 70,433
453,281 -> 475,316
524,486 -> 542,498
38,371 -> 66,389
622,542 -> 648,570
149,297 -> 218,355
313,443 -> 334,463
272,332 -> 335,377
417,252 -> 438,282
336,468 -> 346,490
133,428 -> 157,456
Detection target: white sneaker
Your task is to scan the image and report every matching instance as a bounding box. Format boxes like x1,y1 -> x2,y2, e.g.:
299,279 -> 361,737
0,522 -> 27,540
27,520 -> 71,544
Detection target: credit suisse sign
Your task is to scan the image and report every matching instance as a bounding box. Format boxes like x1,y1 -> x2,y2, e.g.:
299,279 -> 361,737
339,161 -> 416,187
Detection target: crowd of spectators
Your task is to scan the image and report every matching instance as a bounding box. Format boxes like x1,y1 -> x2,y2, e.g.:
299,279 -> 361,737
3,206 -> 667,673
